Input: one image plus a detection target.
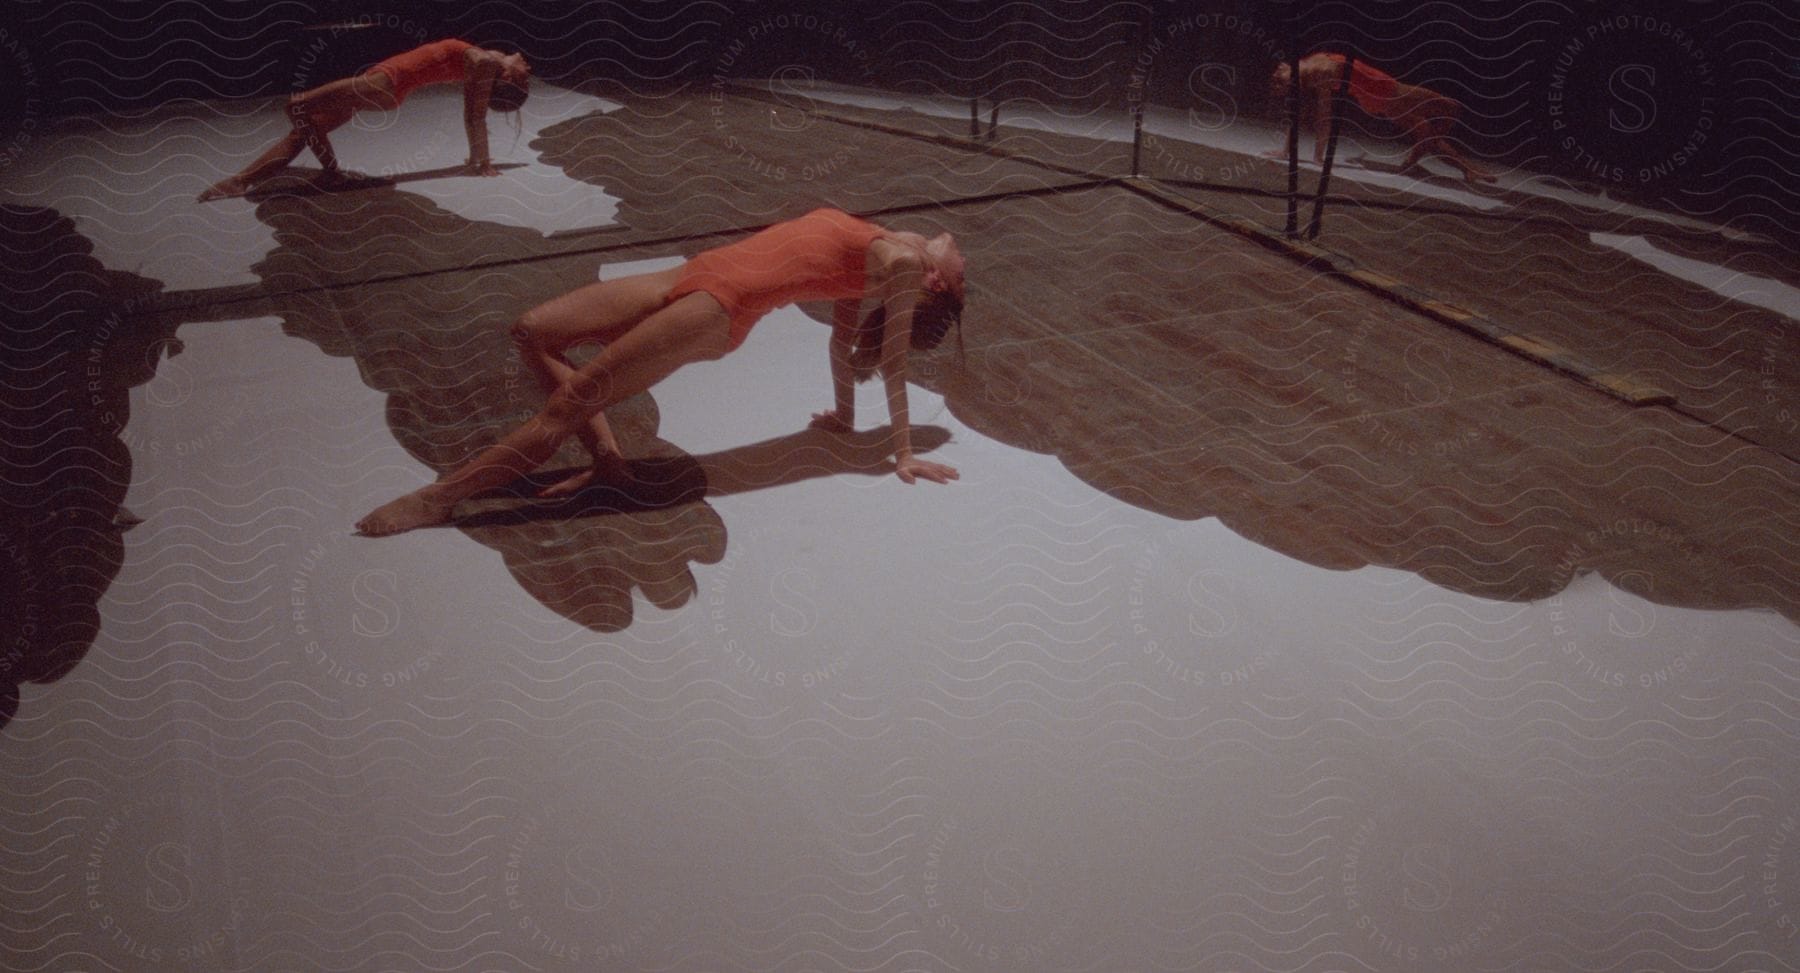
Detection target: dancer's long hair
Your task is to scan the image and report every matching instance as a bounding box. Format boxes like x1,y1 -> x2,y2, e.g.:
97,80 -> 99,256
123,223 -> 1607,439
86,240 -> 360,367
490,79 -> 529,113
848,289 -> 964,382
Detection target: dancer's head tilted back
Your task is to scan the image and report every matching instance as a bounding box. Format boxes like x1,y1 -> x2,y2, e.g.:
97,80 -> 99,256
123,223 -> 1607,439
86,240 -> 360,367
490,80 -> 529,113
1268,58 -> 1300,104
915,232 -> 966,351
851,231 -> 966,380
909,288 -> 962,352
489,50 -> 532,112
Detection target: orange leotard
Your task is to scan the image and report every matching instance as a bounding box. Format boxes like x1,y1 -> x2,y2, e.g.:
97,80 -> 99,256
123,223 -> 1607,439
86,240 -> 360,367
367,39 -> 475,105
1318,53 -> 1400,117
666,208 -> 884,351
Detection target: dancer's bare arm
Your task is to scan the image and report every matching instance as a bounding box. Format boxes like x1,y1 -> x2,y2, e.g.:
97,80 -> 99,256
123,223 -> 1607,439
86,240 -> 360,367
872,252 -> 957,485
1263,61 -> 1332,163
462,51 -> 501,175
811,297 -> 861,433
1297,57 -> 1338,163
1309,84 -> 1333,163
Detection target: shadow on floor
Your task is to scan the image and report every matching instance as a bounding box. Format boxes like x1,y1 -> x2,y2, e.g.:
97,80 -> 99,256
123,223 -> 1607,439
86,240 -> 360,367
244,176 -> 953,631
903,192 -> 1798,622
240,175 -> 732,631
228,161 -> 529,202
521,104 -> 1797,621
0,206 -> 170,731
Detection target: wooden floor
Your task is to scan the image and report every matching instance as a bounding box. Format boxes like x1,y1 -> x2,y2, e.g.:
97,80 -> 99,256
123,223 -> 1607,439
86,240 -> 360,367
497,92 -> 1799,617
2,87 -> 1797,973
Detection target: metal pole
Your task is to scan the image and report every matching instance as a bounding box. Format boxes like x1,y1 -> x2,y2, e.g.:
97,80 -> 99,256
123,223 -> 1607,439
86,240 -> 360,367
1130,11 -> 1152,178
988,104 -> 999,140
1285,47 -> 1301,238
1308,53 -> 1354,240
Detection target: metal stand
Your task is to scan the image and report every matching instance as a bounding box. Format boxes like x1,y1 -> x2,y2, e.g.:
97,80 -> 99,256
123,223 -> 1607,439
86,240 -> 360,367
1129,14 -> 1152,179
1307,54 -> 1354,240
1284,48 -> 1301,238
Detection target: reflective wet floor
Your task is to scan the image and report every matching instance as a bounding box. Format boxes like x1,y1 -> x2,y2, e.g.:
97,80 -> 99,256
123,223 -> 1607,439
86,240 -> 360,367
3,77 -> 1797,973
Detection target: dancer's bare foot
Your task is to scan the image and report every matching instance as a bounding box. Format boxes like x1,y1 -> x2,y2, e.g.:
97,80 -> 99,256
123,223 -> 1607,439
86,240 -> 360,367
538,453 -> 633,498
197,176 -> 248,202
355,490 -> 454,536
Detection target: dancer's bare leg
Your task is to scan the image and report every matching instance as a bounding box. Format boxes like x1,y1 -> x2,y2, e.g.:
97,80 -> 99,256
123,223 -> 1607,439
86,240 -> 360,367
1400,131 -> 1495,184
355,292 -> 730,536
1391,88 -> 1440,176
198,74 -> 393,201
1430,136 -> 1496,184
516,336 -> 625,492
1394,94 -> 1494,184
1398,134 -> 1433,175
509,267 -> 684,495
198,120 -> 306,201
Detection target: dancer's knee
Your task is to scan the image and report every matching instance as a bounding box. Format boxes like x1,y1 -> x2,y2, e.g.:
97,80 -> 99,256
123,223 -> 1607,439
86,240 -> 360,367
511,311 -> 574,365
509,313 -> 542,353
292,103 -> 347,135
546,373 -> 606,426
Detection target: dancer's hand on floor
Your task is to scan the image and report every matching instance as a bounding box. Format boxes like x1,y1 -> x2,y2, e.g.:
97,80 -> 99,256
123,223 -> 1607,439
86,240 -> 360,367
896,456 -> 959,485
809,411 -> 853,434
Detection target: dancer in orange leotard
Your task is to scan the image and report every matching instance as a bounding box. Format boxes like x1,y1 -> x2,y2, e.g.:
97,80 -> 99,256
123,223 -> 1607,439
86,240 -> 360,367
1268,52 -> 1495,184
355,208 -> 968,536
198,39 -> 531,201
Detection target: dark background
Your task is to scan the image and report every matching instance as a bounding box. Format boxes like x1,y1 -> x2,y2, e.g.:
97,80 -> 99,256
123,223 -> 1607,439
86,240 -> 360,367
1,0 -> 1794,238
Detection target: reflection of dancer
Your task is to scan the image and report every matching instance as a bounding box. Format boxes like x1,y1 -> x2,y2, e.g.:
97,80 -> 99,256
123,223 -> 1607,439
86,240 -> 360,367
198,39 -> 531,201
1268,52 -> 1494,184
356,208 -> 968,536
